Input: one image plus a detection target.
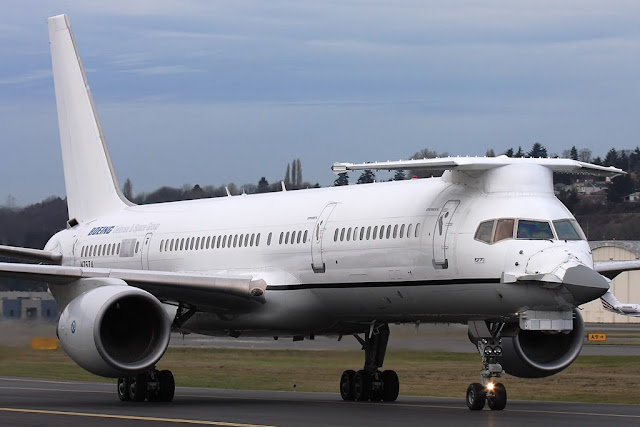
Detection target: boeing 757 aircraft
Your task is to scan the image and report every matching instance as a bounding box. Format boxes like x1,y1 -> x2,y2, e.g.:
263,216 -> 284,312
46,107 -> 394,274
1,14 -> 639,410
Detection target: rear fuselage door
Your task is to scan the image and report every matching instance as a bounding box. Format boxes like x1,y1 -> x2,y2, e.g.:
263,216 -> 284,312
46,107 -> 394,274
433,200 -> 460,269
311,203 -> 337,273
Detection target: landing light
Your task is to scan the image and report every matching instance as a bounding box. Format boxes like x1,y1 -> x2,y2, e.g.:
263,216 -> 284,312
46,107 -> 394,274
486,383 -> 495,391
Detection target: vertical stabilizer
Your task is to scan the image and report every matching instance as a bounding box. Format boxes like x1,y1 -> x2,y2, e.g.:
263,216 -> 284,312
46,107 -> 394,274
48,15 -> 131,223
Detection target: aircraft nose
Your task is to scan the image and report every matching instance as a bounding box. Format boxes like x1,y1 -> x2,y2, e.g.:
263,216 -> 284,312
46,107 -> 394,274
562,264 -> 610,304
516,247 -> 610,305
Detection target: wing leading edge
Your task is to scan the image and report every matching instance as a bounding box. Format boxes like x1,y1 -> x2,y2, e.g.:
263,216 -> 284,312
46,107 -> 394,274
0,262 -> 266,312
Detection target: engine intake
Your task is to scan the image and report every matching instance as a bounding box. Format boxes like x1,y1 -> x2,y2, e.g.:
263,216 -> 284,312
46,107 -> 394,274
58,281 -> 171,377
500,308 -> 584,378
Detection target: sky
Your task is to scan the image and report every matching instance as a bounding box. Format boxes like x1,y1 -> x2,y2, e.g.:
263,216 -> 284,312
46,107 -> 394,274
1,1 -> 639,206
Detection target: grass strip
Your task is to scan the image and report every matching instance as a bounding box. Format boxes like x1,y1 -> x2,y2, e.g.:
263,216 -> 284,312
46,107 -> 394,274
1,346 -> 638,404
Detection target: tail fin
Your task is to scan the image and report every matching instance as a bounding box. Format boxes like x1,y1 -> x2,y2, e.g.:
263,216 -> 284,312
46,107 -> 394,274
48,15 -> 131,223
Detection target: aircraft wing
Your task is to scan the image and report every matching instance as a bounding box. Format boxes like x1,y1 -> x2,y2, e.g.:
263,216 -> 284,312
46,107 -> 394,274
0,262 -> 266,312
594,260 -> 640,280
0,244 -> 62,264
332,156 -> 624,177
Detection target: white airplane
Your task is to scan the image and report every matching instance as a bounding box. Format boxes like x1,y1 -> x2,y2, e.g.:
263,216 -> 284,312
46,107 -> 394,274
1,14 -> 638,410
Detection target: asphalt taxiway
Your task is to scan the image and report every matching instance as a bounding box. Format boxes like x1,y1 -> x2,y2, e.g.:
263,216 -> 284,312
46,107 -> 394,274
1,376 -> 638,427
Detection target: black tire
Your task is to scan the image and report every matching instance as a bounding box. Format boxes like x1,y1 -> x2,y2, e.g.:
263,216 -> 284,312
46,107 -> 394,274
487,383 -> 507,411
129,373 -> 148,402
353,370 -> 371,402
381,370 -> 399,402
157,370 -> 175,402
117,377 -> 130,402
466,383 -> 486,410
340,370 -> 356,401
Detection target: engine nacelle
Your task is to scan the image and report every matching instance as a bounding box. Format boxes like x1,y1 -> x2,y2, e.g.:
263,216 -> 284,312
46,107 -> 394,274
58,281 -> 171,377
500,309 -> 585,378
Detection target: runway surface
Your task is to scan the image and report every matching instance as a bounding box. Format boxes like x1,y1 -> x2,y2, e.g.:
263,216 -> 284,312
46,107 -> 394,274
1,377 -> 638,427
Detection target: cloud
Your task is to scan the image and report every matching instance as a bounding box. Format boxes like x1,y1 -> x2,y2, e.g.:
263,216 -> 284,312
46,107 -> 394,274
126,65 -> 203,76
0,70 -> 51,85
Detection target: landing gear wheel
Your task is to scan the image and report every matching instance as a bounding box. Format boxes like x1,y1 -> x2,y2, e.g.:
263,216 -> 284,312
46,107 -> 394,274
381,370 -> 399,402
340,370 -> 356,401
353,370 -> 371,401
117,377 -> 130,402
487,383 -> 507,411
157,370 -> 175,402
129,373 -> 148,402
466,383 -> 486,410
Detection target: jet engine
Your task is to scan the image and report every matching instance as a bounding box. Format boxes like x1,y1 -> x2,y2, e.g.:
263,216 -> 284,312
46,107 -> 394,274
499,309 -> 585,378
57,282 -> 171,377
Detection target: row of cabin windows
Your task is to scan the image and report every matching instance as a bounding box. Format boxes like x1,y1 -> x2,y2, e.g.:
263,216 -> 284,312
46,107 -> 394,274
333,223 -> 421,243
160,229 -> 310,253
81,241 -> 139,258
160,233 -> 261,252
277,230 -> 309,245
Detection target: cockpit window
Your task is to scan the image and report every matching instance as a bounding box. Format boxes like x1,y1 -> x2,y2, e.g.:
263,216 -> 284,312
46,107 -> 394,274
517,220 -> 554,239
494,219 -> 515,242
553,219 -> 584,241
474,220 -> 494,243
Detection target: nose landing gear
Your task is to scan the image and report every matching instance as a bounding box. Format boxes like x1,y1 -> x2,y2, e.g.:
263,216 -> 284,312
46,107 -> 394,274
339,323 -> 399,402
467,320 -> 508,410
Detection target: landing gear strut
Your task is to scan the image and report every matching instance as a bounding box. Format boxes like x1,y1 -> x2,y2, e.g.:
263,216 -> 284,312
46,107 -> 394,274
117,368 -> 175,402
339,323 -> 399,402
467,320 -> 508,411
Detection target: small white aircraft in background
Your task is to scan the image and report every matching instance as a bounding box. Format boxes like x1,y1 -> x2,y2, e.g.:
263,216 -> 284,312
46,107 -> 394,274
0,14 -> 638,411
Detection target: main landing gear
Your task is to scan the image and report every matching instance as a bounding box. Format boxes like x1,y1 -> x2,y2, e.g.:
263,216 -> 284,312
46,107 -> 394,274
339,323 -> 399,402
466,320 -> 508,411
117,368 -> 175,402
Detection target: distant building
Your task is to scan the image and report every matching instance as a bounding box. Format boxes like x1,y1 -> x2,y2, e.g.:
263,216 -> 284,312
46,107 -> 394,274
624,191 -> 640,202
0,291 -> 58,322
581,241 -> 640,323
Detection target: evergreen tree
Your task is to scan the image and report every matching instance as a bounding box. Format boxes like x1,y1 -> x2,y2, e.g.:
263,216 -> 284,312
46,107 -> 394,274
570,146 -> 578,160
357,170 -> 376,184
123,178 -> 133,200
504,148 -> 514,157
604,148 -> 618,167
257,177 -> 270,193
284,164 -> 291,188
393,170 -> 406,181
528,142 -> 548,158
291,160 -> 297,189
295,158 -> 303,188
514,146 -> 524,158
607,175 -> 634,203
334,172 -> 349,186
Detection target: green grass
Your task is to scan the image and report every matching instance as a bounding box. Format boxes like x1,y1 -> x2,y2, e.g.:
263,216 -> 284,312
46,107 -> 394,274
1,346 -> 639,404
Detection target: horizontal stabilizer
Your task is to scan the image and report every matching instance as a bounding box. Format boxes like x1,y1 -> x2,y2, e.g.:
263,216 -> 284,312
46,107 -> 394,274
0,262 -> 266,312
332,156 -> 624,177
